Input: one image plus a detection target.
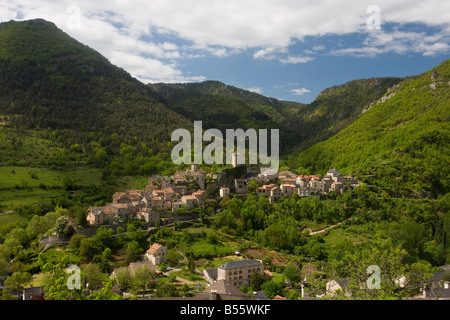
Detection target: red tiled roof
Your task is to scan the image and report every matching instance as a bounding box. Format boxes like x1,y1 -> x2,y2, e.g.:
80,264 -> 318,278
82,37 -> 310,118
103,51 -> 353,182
146,243 -> 163,255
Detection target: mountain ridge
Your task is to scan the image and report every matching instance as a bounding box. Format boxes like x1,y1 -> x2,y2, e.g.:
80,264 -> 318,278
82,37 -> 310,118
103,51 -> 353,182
0,18 -> 447,200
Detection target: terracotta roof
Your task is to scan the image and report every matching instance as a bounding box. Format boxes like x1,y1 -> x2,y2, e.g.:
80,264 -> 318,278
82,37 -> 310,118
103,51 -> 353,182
272,295 -> 287,300
128,189 -> 143,194
182,195 -> 198,200
146,243 -> 163,255
113,192 -> 127,199
280,184 -> 296,188
112,203 -> 128,209
264,270 -> 273,277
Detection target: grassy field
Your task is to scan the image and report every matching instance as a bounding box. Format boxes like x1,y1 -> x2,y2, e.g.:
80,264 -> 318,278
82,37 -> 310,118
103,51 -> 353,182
0,166 -> 103,189
0,165 -> 106,210
0,211 -> 28,236
322,226 -> 370,247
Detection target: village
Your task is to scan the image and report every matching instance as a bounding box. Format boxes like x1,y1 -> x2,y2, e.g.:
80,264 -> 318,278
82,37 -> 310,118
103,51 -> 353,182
86,159 -> 361,227
73,160 -> 450,301
14,161 -> 450,301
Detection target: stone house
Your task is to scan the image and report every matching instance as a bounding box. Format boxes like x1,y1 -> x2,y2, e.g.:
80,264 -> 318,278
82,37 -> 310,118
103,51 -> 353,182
278,171 -> 297,180
145,243 -> 168,266
256,184 -> 276,197
280,183 -> 297,197
257,169 -> 278,184
86,207 -> 105,226
234,179 -> 248,193
268,186 -> 282,203
137,207 -> 160,224
219,187 -> 230,198
171,200 -> 184,213
181,195 -> 198,210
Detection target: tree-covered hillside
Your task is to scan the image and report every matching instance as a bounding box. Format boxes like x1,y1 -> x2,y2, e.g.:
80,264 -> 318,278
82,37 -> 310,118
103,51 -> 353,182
292,59 -> 450,198
151,77 -> 402,154
0,19 -> 191,161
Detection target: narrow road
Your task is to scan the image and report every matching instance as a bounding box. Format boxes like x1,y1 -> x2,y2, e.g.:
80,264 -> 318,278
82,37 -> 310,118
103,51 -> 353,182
304,218 -> 351,235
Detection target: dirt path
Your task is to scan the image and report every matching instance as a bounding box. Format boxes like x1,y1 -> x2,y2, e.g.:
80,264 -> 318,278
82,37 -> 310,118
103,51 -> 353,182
304,218 -> 351,235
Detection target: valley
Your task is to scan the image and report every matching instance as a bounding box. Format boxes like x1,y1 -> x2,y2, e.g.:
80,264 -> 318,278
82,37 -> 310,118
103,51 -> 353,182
0,19 -> 448,301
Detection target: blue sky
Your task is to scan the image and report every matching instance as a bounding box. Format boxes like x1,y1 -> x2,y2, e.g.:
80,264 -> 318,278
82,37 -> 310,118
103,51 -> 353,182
1,0 -> 449,103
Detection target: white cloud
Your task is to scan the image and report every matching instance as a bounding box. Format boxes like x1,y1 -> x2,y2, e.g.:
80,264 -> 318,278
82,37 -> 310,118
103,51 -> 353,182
247,87 -> 263,94
253,47 -> 284,60
331,29 -> 450,57
1,0 -> 449,82
290,88 -> 311,96
280,56 -> 315,64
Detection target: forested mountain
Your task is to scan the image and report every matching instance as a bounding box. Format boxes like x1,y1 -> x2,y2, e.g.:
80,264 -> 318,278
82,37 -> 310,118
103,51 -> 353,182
292,59 -> 450,198
0,19 -> 192,158
151,77 -> 404,153
0,18 -> 448,199
0,19 -> 449,301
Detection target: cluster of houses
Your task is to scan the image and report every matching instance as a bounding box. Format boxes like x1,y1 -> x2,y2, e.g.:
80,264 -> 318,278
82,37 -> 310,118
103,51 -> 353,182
220,168 -> 360,204
87,164 -> 207,226
87,166 -> 361,226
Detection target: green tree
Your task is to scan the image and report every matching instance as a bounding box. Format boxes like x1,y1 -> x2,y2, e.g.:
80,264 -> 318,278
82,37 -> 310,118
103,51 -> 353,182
132,266 -> 155,297
284,263 -> 301,286
82,263 -> 105,289
54,216 -> 74,238
261,280 -> 285,299
187,252 -> 196,274
247,179 -> 259,194
0,289 -> 13,300
154,282 -> 179,297
4,271 -> 31,299
327,237 -> 418,299
250,270 -> 270,291
114,267 -> 132,292
78,238 -> 100,261
125,240 -> 143,264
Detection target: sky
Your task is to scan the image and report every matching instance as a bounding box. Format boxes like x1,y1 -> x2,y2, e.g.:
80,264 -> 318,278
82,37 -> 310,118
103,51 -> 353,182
1,0 -> 449,103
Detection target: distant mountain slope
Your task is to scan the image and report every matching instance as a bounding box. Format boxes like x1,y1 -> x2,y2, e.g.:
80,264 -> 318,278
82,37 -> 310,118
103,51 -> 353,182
150,78 -> 403,153
0,19 -> 191,145
289,77 -> 404,151
293,59 -> 450,198
149,81 -> 307,151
